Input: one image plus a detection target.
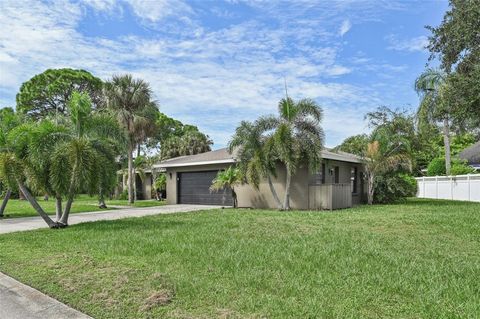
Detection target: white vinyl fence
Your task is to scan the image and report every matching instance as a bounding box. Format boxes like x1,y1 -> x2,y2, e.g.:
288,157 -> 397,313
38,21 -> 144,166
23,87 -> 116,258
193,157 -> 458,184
416,174 -> 480,202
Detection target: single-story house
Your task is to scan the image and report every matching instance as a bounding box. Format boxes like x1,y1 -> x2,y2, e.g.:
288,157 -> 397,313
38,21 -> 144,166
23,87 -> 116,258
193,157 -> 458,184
459,141 -> 480,171
155,148 -> 367,210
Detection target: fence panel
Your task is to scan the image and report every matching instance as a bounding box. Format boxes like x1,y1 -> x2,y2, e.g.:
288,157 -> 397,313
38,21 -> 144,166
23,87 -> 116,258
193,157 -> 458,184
415,174 -> 480,202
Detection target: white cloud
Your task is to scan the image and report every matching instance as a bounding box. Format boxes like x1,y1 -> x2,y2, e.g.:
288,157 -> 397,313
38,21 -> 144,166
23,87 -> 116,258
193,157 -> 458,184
0,0 -> 409,148
387,35 -> 429,52
126,0 -> 193,23
339,19 -> 351,36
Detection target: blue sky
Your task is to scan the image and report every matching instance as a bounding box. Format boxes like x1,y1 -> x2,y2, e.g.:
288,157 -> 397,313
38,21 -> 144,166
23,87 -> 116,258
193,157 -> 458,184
0,0 -> 448,148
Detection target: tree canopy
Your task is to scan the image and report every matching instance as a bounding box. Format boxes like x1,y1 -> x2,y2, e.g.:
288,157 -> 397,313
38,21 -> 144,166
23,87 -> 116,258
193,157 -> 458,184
16,68 -> 103,118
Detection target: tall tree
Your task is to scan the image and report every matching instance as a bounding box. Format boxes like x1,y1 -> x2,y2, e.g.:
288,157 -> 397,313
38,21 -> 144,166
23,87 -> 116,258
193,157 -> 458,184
263,97 -> 324,210
427,0 -> 480,129
16,68 -> 103,119
334,134 -> 369,157
104,74 -> 157,204
415,68 -> 452,174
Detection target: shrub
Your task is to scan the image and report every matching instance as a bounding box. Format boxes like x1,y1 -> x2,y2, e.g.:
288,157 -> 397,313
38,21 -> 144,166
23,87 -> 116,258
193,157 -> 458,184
373,173 -> 418,204
118,189 -> 128,200
427,157 -> 475,176
450,160 -> 476,175
427,158 -> 446,176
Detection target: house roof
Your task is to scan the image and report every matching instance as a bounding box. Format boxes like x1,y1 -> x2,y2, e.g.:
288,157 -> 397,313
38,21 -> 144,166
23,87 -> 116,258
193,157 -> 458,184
459,141 -> 480,164
155,147 -> 362,168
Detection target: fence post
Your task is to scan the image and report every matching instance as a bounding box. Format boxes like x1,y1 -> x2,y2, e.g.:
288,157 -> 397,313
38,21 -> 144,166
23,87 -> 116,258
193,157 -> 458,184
435,176 -> 438,199
451,176 -> 453,200
423,177 -> 425,198
468,175 -> 471,201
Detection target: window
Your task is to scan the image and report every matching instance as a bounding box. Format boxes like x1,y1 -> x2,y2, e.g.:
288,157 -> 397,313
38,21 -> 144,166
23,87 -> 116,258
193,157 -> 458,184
351,167 -> 358,194
334,166 -> 340,184
309,163 -> 326,185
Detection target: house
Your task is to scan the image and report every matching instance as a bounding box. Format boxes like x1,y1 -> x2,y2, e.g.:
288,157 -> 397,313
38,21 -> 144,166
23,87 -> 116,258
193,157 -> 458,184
156,148 -> 366,210
459,141 -> 480,171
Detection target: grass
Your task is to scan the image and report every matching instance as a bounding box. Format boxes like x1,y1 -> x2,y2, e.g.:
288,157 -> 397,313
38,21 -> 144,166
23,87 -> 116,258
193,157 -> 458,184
0,194 -> 165,218
0,198 -> 479,318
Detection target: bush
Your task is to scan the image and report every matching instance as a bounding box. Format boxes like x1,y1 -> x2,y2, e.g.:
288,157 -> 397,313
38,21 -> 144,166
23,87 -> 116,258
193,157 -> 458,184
427,158 -> 446,176
118,189 -> 128,200
427,157 -> 475,176
374,173 -> 418,204
451,160 -> 476,175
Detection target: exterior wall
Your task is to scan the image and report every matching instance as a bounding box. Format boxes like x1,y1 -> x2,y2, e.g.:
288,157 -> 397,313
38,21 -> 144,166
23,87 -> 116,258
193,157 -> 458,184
165,159 -> 366,209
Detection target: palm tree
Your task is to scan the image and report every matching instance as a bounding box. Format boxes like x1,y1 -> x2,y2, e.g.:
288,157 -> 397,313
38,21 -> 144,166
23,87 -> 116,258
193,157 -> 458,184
228,120 -> 282,209
0,122 -> 64,228
104,75 -> 157,204
0,108 -> 19,217
364,135 -> 412,205
415,68 -> 451,174
210,166 -> 242,208
48,91 -> 124,225
266,97 -> 324,210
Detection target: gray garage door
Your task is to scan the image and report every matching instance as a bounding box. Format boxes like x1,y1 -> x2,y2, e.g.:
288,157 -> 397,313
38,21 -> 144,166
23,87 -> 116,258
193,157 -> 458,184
178,171 -> 233,206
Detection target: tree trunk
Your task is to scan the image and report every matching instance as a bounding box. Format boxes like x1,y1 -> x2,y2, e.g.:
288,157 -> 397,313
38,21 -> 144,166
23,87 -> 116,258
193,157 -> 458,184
232,188 -> 237,208
98,190 -> 107,209
59,197 -> 73,225
59,161 -> 79,226
443,117 -> 451,176
18,183 -> 26,200
127,146 -> 134,204
0,189 -> 12,217
267,175 -> 282,210
55,196 -> 63,221
283,165 -> 292,210
367,172 -> 375,205
17,181 -> 59,228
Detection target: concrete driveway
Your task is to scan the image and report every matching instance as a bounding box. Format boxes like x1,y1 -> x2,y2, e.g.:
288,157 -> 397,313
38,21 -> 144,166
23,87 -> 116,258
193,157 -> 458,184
0,204 -> 222,234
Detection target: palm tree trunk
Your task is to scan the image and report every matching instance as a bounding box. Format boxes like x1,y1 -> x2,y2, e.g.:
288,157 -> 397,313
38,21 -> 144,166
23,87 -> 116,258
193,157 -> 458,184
367,172 -> 375,205
283,166 -> 292,210
59,197 -> 73,225
443,117 -> 451,176
232,188 -> 237,208
18,183 -> 26,200
17,181 -> 59,228
55,196 -> 63,221
0,189 -> 12,217
98,190 -> 107,208
267,175 -> 282,209
59,161 -> 78,226
127,145 -> 134,204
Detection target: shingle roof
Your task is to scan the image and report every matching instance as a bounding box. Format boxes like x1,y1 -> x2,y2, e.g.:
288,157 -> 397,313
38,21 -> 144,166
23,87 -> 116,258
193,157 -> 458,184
459,141 -> 480,164
155,147 -> 362,168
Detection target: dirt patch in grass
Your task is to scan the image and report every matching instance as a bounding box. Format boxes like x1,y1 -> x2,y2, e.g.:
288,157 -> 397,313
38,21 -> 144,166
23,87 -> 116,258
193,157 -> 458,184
141,289 -> 174,311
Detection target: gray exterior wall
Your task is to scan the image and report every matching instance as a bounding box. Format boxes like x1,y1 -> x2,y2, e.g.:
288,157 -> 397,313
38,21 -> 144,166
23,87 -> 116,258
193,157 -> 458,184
165,159 -> 366,209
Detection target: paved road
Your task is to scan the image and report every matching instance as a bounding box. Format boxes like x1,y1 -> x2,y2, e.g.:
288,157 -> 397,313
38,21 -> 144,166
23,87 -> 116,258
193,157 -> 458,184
0,204 -> 222,234
0,272 -> 92,319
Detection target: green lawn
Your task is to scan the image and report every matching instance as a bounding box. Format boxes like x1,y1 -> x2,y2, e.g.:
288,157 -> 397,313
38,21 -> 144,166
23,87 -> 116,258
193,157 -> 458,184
0,199 -> 479,318
0,194 -> 165,218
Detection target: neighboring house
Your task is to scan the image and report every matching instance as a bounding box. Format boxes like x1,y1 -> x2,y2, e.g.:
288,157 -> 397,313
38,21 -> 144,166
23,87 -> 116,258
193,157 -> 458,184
459,141 -> 480,171
116,170 -> 154,200
156,148 -> 367,210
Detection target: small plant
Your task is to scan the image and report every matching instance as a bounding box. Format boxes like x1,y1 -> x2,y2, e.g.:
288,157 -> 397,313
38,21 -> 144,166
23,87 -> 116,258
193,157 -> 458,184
210,167 -> 242,208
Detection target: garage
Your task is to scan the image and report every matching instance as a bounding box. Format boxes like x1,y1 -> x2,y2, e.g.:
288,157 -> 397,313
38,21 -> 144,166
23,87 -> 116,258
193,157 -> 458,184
177,171 -> 233,206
